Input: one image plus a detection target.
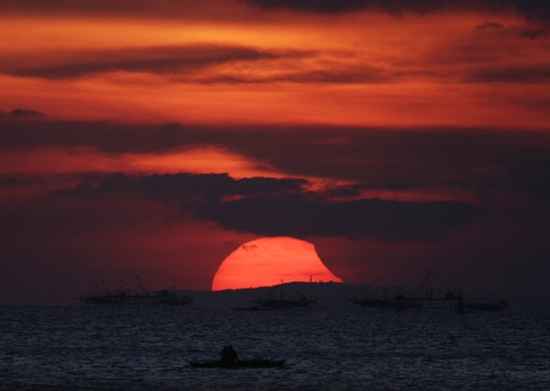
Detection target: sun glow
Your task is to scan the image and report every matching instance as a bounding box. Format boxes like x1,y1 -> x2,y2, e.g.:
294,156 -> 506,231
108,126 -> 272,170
211,236 -> 342,291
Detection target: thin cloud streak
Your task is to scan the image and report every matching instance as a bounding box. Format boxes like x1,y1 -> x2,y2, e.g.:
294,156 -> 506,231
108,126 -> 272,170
3,45 -> 302,80
5,43 -> 549,85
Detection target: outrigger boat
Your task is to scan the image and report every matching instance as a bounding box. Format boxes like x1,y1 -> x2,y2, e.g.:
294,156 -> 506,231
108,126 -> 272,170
78,275 -> 191,307
348,271 -> 508,313
188,359 -> 286,369
253,283 -> 316,310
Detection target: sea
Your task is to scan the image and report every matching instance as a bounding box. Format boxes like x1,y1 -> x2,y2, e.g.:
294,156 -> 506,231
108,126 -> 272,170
1,306 -> 549,390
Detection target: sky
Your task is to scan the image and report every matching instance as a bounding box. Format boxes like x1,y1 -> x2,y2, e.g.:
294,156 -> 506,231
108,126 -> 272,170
0,0 -> 549,310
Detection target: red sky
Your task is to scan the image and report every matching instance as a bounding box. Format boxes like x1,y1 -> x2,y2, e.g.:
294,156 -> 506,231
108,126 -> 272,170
1,0 -> 549,310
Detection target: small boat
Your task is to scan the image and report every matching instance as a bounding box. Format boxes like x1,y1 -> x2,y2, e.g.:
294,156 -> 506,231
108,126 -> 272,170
253,283 -> 316,310
188,359 -> 286,369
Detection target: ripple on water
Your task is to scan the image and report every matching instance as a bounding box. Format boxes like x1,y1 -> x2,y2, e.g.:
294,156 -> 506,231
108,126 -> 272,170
1,307 -> 549,390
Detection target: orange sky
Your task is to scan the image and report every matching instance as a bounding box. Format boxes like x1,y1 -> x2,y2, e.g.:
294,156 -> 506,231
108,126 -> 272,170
1,0 -> 548,129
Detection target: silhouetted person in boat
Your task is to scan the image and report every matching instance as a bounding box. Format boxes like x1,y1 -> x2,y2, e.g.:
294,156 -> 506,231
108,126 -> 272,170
221,345 -> 239,363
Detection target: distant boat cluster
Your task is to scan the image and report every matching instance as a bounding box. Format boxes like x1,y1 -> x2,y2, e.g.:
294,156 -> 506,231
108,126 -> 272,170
347,271 -> 508,314
78,271 -> 508,313
348,293 -> 508,313
236,271 -> 508,313
78,275 -> 191,307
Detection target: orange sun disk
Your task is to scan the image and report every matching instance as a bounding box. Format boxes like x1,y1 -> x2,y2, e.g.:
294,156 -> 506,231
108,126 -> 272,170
211,236 -> 342,291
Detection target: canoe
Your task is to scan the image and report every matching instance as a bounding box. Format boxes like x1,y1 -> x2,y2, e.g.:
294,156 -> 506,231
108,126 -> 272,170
189,359 -> 286,369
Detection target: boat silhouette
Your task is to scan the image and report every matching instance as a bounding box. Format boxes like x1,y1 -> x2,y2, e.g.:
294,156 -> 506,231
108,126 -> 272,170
78,275 -> 192,307
253,283 -> 316,309
348,271 -> 507,313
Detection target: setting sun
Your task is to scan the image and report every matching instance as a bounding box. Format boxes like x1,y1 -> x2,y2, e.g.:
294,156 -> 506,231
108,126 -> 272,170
211,236 -> 342,291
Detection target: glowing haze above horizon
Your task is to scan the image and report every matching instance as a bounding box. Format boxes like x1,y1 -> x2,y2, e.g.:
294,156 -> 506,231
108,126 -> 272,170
0,0 -> 548,311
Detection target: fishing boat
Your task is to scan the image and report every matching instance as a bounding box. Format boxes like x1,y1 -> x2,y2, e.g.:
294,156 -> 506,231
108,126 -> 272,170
78,275 -> 192,307
253,283 -> 316,309
348,271 -> 508,313
347,276 -> 421,310
188,359 -> 286,369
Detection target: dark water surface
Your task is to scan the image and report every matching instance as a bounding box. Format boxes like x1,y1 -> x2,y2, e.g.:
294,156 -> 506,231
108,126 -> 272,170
1,306 -> 549,390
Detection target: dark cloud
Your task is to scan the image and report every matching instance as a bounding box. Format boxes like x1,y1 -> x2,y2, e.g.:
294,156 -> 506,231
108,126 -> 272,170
475,22 -> 505,30
54,132 -> 502,245
244,0 -> 550,36
3,45 -> 304,80
0,119 -> 188,152
242,0 -> 447,15
0,108 -> 44,119
243,0 -> 549,24
4,0 -> 547,20
3,0 -> 548,28
53,172 -> 484,243
466,65 -> 550,83
0,0 -> 245,22
2,119 -> 548,195
1,0 -> 439,18
0,174 -> 26,186
503,160 -> 550,204
193,196 -> 483,242
513,0 -> 550,25
2,116 -> 548,208
521,28 -> 547,39
53,172 -> 308,203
